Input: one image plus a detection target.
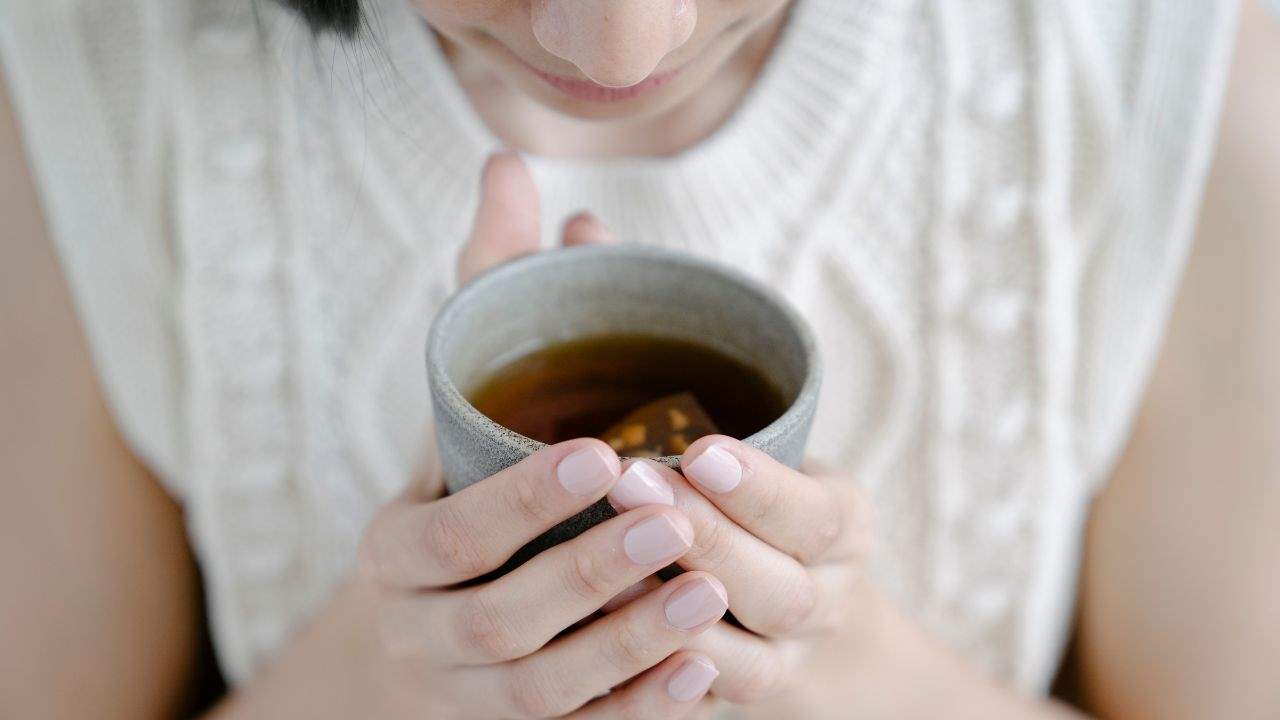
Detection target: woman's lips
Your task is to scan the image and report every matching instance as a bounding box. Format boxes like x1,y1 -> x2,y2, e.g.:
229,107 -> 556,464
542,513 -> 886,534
527,63 -> 684,102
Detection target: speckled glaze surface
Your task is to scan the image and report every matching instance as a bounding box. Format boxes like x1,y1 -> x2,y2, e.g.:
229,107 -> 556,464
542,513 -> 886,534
427,244 -> 820,562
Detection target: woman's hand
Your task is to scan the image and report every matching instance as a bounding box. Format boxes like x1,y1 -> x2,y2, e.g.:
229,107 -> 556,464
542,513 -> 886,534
604,438 -> 874,708
353,440 -> 726,718
223,442 -> 726,719
607,440 -> 1087,719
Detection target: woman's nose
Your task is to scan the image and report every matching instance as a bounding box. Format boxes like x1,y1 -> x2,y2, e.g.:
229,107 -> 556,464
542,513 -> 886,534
531,0 -> 697,88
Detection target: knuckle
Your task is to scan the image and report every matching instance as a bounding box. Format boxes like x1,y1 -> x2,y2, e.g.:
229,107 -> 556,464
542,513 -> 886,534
565,548 -> 617,603
733,645 -> 785,703
458,590 -> 527,662
773,568 -> 814,630
373,605 -> 413,658
746,475 -> 782,528
508,470 -> 560,526
760,572 -> 818,636
604,618 -> 658,673
687,515 -> 736,570
508,664 -> 575,719
615,690 -> 655,720
797,501 -> 844,565
785,575 -> 820,632
426,504 -> 489,579
356,514 -> 391,582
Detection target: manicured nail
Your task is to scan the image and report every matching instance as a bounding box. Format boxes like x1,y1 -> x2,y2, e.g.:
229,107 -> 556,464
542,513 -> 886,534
623,514 -> 693,565
664,576 -> 728,630
610,461 -> 676,510
556,446 -> 616,496
684,443 -> 741,493
667,657 -> 719,702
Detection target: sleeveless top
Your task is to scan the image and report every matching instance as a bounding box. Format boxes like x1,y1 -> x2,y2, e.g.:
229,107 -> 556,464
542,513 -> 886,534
1,0 -> 1238,693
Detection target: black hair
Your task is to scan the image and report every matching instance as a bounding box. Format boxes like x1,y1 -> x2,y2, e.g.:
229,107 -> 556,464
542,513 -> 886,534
281,0 -> 362,36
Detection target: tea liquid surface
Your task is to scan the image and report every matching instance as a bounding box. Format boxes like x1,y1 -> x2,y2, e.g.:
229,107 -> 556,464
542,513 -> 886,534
468,335 -> 787,446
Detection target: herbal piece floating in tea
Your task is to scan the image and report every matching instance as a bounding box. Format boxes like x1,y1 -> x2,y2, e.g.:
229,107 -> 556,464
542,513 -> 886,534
599,392 -> 720,457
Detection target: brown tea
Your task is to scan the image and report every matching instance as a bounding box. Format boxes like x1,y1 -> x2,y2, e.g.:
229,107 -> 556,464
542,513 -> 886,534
468,335 -> 787,449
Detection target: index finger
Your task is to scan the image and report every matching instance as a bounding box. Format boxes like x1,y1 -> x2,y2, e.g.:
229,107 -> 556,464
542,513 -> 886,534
359,439 -> 620,588
679,436 -> 858,565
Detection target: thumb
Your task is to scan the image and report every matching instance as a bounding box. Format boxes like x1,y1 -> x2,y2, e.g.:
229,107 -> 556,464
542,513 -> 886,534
561,211 -> 618,247
457,151 -> 541,284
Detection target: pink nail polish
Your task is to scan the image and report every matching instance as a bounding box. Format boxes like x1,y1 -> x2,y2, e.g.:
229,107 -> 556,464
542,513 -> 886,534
556,446 -> 615,496
610,461 -> 676,510
684,444 -> 741,493
623,514 -> 693,565
664,576 -> 728,630
667,657 -> 718,702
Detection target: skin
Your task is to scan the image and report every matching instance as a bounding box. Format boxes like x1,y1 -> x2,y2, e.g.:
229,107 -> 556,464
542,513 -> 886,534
2,1 -> 1279,718
427,0 -> 790,155
0,74 -> 206,717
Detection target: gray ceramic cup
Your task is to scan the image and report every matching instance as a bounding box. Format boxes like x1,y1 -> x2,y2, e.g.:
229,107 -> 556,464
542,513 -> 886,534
426,244 -> 820,569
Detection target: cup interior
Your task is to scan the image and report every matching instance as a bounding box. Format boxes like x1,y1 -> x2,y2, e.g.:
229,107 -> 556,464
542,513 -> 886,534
427,244 -> 820,560
429,245 -> 816,454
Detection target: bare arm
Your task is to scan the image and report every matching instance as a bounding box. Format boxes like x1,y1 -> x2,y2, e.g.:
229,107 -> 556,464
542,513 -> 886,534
1074,5 -> 1280,716
0,69 -> 207,718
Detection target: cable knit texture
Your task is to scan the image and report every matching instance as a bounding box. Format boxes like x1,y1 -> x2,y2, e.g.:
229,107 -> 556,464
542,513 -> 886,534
0,0 -> 1237,693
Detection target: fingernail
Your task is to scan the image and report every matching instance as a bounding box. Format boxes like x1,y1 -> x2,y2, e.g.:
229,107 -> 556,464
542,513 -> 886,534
684,443 -> 741,493
610,461 -> 675,510
664,576 -> 728,630
667,657 -> 718,702
557,446 -> 616,496
623,514 -> 693,565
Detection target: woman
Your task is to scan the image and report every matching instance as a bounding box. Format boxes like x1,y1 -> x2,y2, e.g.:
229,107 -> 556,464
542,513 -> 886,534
2,0 -> 1276,717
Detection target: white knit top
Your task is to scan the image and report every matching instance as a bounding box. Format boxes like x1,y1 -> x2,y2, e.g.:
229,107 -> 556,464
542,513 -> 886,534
1,0 -> 1238,693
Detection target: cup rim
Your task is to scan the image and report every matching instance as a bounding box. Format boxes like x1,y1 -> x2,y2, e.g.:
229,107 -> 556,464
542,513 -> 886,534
426,244 -> 821,466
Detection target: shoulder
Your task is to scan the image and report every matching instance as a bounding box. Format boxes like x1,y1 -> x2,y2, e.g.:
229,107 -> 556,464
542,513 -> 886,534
1019,1 -> 1240,141
1069,0 -> 1238,71
1051,0 -> 1243,183
1,0 -> 186,492
0,0 -> 174,205
1076,13 -> 1280,713
1045,0 -> 1242,489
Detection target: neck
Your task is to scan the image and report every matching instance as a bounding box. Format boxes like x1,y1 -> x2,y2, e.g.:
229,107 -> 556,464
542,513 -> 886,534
440,9 -> 789,159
